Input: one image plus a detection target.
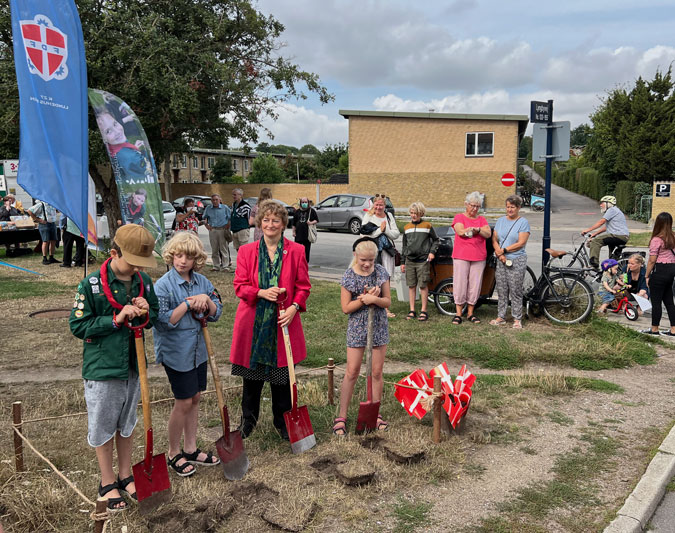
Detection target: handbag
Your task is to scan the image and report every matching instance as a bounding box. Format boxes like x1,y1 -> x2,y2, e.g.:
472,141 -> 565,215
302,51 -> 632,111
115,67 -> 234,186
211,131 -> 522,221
394,249 -> 401,267
308,224 -> 318,243
360,222 -> 379,235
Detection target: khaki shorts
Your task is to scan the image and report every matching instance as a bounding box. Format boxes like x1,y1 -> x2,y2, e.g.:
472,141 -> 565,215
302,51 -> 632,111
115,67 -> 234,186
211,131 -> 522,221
405,261 -> 431,288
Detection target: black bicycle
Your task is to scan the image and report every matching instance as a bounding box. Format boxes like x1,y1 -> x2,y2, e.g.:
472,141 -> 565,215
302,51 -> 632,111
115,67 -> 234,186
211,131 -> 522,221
524,251 -> 595,325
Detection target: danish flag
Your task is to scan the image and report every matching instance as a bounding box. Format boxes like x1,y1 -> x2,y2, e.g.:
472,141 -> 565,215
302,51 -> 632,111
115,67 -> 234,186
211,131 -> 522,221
394,369 -> 432,420
20,15 -> 68,81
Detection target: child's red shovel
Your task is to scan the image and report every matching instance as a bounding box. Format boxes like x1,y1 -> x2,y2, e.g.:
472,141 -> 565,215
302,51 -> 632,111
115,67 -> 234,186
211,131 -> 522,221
355,305 -> 380,433
278,293 -> 316,454
127,315 -> 171,514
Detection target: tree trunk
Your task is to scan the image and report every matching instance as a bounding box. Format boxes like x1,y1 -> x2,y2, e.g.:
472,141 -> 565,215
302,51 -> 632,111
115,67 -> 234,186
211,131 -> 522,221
162,153 -> 172,201
89,164 -> 121,240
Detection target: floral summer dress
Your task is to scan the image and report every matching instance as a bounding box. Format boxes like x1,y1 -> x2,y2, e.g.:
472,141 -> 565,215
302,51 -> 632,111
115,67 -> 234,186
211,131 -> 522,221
341,264 -> 390,348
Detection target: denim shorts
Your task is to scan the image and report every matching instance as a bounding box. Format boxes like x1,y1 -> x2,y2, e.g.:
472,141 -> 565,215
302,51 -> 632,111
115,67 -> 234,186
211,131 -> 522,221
163,361 -> 207,400
38,222 -> 57,242
598,290 -> 615,304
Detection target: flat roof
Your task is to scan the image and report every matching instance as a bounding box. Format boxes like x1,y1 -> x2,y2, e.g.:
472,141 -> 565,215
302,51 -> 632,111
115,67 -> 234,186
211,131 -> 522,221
339,109 -> 529,122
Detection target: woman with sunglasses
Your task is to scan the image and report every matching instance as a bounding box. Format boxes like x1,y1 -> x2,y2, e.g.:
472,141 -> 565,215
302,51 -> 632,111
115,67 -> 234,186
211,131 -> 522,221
451,192 -> 491,324
361,194 -> 400,318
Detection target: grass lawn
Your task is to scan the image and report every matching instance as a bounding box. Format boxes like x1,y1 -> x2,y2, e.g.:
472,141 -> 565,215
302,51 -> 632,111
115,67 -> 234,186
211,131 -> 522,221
627,231 -> 652,247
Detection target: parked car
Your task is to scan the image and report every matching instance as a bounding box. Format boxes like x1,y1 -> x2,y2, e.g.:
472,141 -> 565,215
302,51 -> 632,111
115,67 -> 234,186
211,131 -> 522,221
244,197 -> 295,228
171,195 -> 212,218
314,194 -> 395,234
162,201 -> 176,236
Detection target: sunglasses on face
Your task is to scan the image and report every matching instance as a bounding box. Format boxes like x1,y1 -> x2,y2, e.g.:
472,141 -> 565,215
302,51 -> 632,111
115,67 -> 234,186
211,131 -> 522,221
374,194 -> 387,199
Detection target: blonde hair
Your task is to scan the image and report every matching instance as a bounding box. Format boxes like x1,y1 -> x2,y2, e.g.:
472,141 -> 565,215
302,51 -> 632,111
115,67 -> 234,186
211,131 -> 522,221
255,199 -> 288,228
409,202 -> 426,217
368,195 -> 387,216
628,253 -> 645,266
162,231 -> 207,271
349,239 -> 378,268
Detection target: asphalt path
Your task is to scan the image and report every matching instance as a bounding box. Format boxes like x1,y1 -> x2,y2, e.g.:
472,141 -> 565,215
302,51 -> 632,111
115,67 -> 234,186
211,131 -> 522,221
197,172 -> 649,280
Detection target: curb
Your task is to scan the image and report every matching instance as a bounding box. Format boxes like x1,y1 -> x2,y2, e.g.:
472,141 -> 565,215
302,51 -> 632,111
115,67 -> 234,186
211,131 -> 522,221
604,424 -> 675,532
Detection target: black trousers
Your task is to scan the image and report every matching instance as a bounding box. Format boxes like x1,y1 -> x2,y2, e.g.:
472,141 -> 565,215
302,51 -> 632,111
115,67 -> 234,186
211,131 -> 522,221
62,231 -> 85,265
241,378 -> 292,430
649,263 -> 675,327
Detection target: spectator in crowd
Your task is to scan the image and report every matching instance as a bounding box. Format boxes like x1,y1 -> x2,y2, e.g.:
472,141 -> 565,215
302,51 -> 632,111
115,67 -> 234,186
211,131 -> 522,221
230,188 -> 251,252
202,194 -> 232,271
293,197 -> 318,262
175,198 -> 201,234
249,187 -> 272,242
623,254 -> 649,314
582,195 -> 629,269
28,200 -> 61,264
60,214 -> 86,268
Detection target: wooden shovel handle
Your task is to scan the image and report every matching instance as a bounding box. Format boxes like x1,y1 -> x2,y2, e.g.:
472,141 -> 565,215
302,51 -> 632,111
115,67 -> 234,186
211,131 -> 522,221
199,321 -> 228,436
278,296 -> 297,409
134,334 -> 152,447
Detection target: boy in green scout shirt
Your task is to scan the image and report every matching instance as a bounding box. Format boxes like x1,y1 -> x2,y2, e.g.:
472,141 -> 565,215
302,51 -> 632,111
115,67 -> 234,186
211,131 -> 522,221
69,224 -> 159,512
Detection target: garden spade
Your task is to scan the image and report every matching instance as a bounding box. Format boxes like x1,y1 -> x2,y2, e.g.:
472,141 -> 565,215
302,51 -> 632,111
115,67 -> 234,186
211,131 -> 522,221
127,315 -> 171,514
195,314 -> 249,480
278,293 -> 316,454
355,305 -> 380,433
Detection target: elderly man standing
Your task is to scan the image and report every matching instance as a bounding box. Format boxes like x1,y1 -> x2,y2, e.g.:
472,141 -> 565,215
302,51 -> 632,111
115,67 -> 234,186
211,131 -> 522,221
230,188 -> 251,253
203,193 -> 232,271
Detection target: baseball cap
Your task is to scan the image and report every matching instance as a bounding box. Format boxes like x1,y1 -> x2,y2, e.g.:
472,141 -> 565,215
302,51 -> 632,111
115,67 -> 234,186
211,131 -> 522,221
113,224 -> 156,268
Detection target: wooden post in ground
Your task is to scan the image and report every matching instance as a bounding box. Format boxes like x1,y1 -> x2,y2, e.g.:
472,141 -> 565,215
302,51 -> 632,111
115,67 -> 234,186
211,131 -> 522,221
327,358 -> 335,405
433,376 -> 441,444
93,498 -> 108,533
13,401 -> 24,472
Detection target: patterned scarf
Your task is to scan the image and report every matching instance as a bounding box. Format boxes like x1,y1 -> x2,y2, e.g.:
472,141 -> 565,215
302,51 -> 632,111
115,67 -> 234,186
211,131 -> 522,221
250,238 -> 284,371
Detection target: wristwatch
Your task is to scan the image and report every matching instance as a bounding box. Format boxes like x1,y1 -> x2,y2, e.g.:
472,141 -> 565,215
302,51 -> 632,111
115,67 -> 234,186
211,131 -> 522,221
292,302 -> 300,312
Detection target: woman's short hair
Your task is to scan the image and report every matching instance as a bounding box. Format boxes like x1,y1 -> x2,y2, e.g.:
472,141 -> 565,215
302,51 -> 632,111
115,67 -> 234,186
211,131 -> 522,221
161,231 -> 207,271
409,202 -> 426,217
628,253 -> 645,265
505,195 -> 523,208
465,191 -> 482,205
183,198 -> 195,207
255,199 -> 288,228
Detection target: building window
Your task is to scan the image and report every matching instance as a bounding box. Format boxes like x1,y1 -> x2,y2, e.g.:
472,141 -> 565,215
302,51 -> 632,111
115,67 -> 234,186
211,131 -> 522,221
172,154 -> 178,168
181,155 -> 187,168
201,157 -> 206,170
208,157 -> 215,169
465,132 -> 494,157
233,159 -> 238,171
192,156 -> 198,168
244,160 -> 249,171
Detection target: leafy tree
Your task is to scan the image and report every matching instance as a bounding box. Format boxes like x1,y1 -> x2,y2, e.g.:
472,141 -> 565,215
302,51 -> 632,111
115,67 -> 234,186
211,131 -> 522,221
210,156 -> 237,183
299,144 -> 320,155
256,142 -> 272,153
586,68 -> 675,185
248,154 -> 284,183
282,155 -> 319,181
268,144 -> 299,155
316,143 -> 348,177
338,153 -> 349,174
570,124 -> 592,146
518,135 -> 532,159
0,0 -> 331,234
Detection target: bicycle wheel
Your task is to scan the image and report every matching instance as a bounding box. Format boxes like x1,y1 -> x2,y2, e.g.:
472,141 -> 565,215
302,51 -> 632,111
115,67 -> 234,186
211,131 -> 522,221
541,274 -> 594,324
516,266 -> 537,306
532,202 -> 544,212
434,279 -> 455,316
624,304 -> 638,321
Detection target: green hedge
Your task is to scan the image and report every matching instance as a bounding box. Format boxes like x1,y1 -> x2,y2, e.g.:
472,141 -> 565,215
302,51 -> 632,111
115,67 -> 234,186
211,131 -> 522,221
576,167 -> 604,200
615,181 -> 635,213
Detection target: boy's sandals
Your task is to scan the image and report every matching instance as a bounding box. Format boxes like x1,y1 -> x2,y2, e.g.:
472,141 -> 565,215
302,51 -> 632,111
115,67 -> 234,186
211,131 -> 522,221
167,452 -> 196,477
117,474 -> 137,502
332,417 -> 347,437
489,318 -> 506,326
512,320 -> 523,329
376,414 -> 389,431
183,448 -> 221,467
418,311 -> 429,322
467,315 -> 481,324
405,310 -> 417,320
452,316 -> 462,325
98,481 -> 128,513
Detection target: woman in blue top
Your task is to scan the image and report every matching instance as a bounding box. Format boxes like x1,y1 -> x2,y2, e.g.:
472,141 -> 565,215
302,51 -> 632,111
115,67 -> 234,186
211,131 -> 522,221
153,232 -> 223,477
490,195 -> 531,329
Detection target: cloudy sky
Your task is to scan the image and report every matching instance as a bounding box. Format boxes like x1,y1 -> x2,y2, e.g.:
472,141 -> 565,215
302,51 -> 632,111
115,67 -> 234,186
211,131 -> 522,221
254,0 -> 675,149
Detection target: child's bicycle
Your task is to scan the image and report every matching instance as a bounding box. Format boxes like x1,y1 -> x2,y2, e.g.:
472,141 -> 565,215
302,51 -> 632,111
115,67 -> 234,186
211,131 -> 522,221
608,289 -> 638,321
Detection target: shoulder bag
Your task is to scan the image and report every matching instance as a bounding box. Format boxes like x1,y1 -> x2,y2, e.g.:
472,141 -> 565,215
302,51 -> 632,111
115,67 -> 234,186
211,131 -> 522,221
308,223 -> 318,243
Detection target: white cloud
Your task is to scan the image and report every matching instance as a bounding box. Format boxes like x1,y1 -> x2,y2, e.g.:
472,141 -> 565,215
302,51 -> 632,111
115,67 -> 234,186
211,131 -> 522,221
258,104 -> 348,148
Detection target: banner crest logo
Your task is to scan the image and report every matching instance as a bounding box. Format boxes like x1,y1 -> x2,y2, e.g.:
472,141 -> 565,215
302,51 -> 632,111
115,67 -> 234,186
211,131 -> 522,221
20,15 -> 68,81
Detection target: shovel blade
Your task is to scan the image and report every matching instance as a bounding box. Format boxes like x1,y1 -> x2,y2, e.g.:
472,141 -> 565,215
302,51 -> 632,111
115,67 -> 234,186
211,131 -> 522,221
215,430 -> 250,481
284,405 -> 316,454
132,453 -> 171,515
355,401 -> 380,434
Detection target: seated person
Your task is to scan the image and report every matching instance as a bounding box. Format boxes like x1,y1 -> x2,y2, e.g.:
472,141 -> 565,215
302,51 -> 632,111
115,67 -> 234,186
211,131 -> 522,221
623,253 -> 649,314
581,196 -> 629,269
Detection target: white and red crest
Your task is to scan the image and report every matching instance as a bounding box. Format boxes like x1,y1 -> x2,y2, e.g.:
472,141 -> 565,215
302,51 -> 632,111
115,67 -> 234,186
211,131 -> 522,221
20,15 -> 69,81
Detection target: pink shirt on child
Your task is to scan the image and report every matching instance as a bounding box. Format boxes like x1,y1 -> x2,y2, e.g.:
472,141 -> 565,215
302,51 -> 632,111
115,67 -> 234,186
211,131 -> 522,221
649,236 -> 675,263
452,213 -> 488,261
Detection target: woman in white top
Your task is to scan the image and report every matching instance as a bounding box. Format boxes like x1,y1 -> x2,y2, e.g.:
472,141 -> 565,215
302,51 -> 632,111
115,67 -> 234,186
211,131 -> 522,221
361,194 -> 400,317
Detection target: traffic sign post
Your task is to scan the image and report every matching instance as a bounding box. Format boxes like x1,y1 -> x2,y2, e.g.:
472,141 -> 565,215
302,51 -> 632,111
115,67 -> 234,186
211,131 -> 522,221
501,173 -> 515,187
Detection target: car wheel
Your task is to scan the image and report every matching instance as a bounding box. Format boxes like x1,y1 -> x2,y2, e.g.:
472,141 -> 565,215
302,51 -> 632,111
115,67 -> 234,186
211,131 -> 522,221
349,218 -> 362,235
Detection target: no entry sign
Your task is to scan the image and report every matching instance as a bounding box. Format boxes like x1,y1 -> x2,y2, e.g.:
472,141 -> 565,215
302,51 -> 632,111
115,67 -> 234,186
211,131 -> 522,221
501,173 -> 515,187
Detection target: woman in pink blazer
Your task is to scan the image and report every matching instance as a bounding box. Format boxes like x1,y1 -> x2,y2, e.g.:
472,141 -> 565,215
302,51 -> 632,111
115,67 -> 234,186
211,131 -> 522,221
230,200 -> 311,440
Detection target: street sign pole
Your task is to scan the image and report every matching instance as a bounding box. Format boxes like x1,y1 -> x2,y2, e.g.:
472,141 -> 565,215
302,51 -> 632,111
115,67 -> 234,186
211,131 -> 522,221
542,99 -> 553,266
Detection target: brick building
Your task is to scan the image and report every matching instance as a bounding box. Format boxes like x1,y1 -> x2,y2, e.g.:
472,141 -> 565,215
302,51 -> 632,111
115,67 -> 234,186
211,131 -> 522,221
340,109 -> 528,208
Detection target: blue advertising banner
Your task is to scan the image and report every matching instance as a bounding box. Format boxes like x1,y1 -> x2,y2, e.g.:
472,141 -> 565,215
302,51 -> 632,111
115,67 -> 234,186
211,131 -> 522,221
9,0 -> 88,237
89,89 -> 165,253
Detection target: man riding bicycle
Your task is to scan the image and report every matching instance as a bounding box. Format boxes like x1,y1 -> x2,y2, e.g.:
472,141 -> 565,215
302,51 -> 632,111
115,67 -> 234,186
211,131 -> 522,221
581,195 -> 630,270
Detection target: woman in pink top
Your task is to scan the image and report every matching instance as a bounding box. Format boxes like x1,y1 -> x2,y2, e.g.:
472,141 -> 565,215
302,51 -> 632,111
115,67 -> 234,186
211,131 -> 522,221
642,212 -> 675,336
451,192 -> 491,324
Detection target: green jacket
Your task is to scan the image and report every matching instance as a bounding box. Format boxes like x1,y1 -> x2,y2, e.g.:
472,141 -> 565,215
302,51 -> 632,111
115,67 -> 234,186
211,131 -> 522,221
69,262 -> 158,381
401,219 -> 439,264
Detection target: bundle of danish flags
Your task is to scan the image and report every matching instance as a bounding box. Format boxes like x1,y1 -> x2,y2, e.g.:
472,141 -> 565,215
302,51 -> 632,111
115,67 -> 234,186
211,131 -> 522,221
394,363 -> 475,428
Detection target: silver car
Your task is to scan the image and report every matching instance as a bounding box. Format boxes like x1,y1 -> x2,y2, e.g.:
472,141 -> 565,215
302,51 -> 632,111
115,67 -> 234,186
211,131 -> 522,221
314,194 -> 395,234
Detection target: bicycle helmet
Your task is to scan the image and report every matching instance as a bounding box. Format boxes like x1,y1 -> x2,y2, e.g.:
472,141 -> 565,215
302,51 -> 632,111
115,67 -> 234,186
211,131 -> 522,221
601,258 -> 619,271
600,195 -> 616,206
